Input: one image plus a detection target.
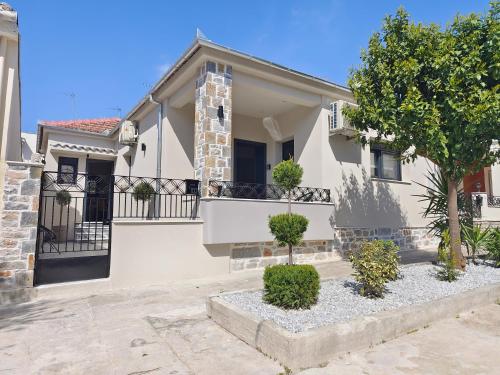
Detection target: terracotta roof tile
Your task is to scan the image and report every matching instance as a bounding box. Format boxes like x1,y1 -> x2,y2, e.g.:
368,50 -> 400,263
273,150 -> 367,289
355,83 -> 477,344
39,117 -> 121,134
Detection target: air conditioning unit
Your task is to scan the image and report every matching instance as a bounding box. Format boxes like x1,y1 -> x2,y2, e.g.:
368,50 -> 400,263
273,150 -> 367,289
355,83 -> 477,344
328,100 -> 356,137
119,120 -> 138,145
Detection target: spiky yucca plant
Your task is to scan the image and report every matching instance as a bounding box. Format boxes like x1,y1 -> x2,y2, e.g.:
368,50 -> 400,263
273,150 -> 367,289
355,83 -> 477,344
462,225 -> 492,264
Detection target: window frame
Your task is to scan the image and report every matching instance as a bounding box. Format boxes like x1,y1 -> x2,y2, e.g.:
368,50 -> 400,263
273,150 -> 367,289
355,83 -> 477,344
281,139 -> 294,161
57,156 -> 79,184
370,145 -> 402,181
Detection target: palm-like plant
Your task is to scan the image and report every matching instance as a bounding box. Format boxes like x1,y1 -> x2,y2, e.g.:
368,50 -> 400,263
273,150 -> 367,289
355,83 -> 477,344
414,169 -> 474,238
462,226 -> 492,264
485,228 -> 500,267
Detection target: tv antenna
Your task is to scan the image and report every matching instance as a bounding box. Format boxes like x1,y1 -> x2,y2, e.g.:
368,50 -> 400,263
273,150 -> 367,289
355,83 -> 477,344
109,107 -> 122,118
63,92 -> 77,118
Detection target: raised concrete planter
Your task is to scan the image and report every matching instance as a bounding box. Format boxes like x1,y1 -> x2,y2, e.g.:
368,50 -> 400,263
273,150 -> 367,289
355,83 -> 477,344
207,283 -> 500,371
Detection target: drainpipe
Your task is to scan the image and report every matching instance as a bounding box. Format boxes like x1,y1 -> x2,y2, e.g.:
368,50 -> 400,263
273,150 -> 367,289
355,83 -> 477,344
149,94 -> 163,219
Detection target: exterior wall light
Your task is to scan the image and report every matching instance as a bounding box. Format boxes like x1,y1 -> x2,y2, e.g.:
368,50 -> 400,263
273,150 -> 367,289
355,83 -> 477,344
217,105 -> 224,120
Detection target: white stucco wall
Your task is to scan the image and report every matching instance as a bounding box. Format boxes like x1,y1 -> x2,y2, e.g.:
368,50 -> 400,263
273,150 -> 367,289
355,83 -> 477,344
109,220 -> 230,287
43,131 -> 116,173
491,163 -> 500,196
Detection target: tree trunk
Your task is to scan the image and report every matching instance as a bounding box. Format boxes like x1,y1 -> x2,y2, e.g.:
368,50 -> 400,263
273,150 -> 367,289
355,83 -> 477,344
447,179 -> 466,270
288,189 -> 293,265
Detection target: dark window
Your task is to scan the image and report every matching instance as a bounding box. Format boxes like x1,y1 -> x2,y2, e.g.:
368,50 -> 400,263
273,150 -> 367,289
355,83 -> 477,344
370,146 -> 401,181
57,157 -> 78,184
282,139 -> 294,161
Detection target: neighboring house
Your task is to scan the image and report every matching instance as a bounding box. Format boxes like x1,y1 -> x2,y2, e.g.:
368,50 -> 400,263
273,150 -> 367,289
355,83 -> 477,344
21,132 -> 37,162
33,36 -> 500,287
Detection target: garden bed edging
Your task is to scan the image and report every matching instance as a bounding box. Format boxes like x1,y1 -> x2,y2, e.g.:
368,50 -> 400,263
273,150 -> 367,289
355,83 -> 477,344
207,282 -> 500,371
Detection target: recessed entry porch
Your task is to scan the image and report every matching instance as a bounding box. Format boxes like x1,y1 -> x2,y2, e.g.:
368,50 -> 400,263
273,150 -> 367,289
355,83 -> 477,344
170,61 -> 326,199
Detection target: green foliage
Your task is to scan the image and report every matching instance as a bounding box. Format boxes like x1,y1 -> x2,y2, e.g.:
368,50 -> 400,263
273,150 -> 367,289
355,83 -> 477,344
462,225 -> 492,263
272,159 -> 303,191
55,190 -> 72,206
485,228 -> 500,267
414,170 -> 474,237
133,181 -> 156,201
263,264 -> 320,309
268,214 -> 308,248
344,5 -> 500,182
437,230 -> 460,282
349,240 -> 400,298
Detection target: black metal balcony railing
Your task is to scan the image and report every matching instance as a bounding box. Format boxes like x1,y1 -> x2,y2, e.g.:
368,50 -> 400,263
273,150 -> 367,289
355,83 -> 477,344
208,180 -> 331,203
40,172 -> 200,220
113,175 -> 200,219
487,195 -> 500,208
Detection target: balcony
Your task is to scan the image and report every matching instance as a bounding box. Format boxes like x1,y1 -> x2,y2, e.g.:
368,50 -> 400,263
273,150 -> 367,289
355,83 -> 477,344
208,180 -> 331,202
201,180 -> 334,244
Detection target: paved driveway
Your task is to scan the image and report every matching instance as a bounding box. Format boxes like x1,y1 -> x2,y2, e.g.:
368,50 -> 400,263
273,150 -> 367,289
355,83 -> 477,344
1,251 -> 499,375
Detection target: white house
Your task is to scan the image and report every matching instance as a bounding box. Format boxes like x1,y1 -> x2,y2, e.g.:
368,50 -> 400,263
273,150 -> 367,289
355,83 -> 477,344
33,36 -> 500,287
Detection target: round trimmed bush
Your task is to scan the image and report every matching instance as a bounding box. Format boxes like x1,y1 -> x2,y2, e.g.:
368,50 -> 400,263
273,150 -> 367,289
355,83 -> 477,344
133,181 -> 155,201
55,189 -> 72,206
263,264 -> 320,309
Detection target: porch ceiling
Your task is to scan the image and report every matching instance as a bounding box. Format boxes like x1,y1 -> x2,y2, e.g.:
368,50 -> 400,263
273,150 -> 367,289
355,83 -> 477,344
169,70 -> 323,118
232,71 -> 322,118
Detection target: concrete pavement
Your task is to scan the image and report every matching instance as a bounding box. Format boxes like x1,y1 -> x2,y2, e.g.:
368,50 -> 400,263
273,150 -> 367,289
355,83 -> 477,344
1,250 -> 499,374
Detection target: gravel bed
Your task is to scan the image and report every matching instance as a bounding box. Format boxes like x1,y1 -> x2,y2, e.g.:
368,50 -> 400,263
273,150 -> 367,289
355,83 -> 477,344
221,263 -> 500,333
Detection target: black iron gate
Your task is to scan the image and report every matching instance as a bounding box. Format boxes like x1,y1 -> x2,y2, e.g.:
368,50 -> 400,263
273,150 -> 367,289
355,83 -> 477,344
34,171 -> 114,285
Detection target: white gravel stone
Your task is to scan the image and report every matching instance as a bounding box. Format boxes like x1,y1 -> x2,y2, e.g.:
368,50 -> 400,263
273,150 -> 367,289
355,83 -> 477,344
220,263 -> 500,333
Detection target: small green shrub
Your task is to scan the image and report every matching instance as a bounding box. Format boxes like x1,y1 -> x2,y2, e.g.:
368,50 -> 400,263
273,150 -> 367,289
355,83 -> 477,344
349,240 -> 400,298
269,213 -> 308,248
272,159 -> 303,191
55,189 -> 72,206
485,228 -> 500,267
133,181 -> 155,201
462,225 -> 492,264
436,230 -> 460,282
263,264 -> 320,309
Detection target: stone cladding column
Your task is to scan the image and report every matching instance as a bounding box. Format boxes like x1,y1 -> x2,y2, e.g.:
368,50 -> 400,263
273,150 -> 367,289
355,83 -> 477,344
194,61 -> 232,197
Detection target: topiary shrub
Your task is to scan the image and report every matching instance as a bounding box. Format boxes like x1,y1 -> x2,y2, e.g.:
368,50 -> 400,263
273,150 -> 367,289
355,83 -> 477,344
269,213 -> 308,250
349,240 -> 400,298
55,189 -> 72,206
485,228 -> 500,267
133,181 -> 155,201
269,159 -> 307,264
263,264 -> 320,309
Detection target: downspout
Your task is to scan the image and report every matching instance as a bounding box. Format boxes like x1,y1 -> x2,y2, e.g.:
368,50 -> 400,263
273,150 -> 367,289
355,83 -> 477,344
149,94 -> 163,219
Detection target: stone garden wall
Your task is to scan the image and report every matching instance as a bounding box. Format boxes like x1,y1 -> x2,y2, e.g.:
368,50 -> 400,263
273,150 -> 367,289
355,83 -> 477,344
333,226 -> 440,255
0,161 -> 42,304
230,240 -> 341,272
230,227 -> 439,272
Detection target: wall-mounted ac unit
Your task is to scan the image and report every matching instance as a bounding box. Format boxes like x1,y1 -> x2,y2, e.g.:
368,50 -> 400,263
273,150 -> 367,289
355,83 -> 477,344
119,120 -> 138,145
328,100 -> 356,137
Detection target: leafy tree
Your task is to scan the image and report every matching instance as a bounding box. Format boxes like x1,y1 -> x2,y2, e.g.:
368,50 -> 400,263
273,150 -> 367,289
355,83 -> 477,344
345,4 -> 500,269
269,159 -> 308,264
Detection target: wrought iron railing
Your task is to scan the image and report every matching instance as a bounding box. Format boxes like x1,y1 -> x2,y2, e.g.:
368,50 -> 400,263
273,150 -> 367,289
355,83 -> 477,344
40,172 -> 200,221
208,180 -> 331,203
113,175 -> 200,219
487,195 -> 500,208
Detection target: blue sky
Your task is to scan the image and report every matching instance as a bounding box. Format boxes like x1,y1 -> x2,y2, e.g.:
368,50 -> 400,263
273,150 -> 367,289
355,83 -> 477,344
15,0 -> 492,133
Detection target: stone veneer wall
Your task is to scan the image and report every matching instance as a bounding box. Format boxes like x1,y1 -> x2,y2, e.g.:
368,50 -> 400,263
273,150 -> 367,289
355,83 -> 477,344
230,227 -> 440,272
333,226 -> 439,255
194,60 -> 232,197
230,240 -> 341,272
0,162 -> 42,304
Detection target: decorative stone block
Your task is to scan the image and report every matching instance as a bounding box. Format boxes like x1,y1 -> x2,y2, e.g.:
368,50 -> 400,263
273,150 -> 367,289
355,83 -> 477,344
0,162 -> 43,298
230,240 -> 340,272
195,60 -> 232,196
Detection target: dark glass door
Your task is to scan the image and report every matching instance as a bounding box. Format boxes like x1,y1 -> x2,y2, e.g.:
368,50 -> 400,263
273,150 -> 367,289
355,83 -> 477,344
85,160 -> 114,222
282,139 -> 294,161
234,139 -> 267,198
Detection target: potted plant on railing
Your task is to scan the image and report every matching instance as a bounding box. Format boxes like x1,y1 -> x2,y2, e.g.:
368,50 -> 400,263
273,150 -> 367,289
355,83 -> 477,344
132,181 -> 156,218
54,189 -> 72,242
